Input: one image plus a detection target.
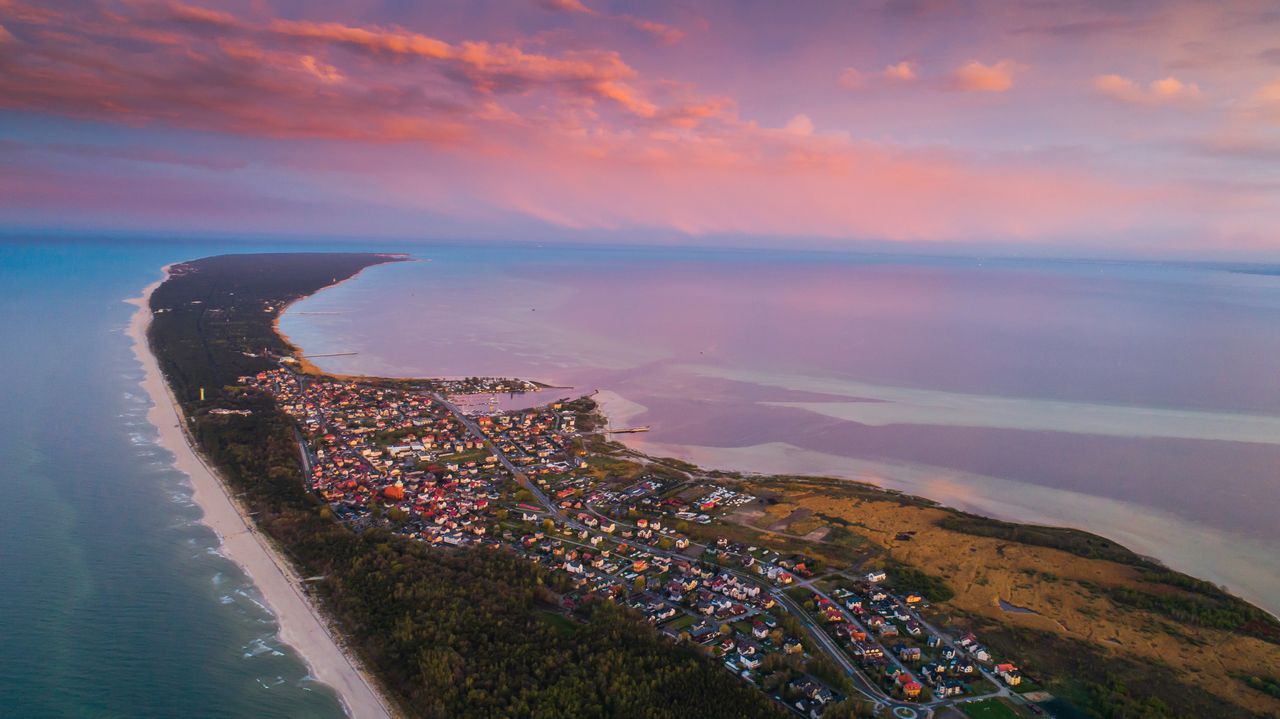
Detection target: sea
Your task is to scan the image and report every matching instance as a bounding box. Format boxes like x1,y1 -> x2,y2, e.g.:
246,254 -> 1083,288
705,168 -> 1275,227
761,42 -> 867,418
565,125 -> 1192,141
1,237 -> 1278,717
0,238 -> 349,718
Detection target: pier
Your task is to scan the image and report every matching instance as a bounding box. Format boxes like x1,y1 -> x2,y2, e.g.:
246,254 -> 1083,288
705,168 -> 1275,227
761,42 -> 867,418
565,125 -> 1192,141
607,425 -> 651,434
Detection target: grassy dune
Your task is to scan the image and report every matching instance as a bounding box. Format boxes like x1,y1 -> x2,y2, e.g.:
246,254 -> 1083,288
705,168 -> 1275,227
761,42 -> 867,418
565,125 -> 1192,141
728,475 -> 1280,718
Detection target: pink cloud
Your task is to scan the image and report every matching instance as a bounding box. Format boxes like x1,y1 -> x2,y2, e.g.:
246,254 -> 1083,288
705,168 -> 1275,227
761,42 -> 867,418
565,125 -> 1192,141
838,68 -> 866,89
159,1 -> 240,29
0,0 -> 690,144
299,54 -> 343,83
1245,79 -> 1280,124
536,0 -> 683,44
884,60 -> 917,81
0,0 -> 59,25
465,129 -> 1157,242
840,60 -> 917,89
1094,74 -> 1202,105
266,19 -> 665,115
783,114 -> 815,135
952,59 -> 1017,92
538,0 -> 593,14
268,19 -> 453,59
1,0 -> 1271,249
619,15 -> 684,45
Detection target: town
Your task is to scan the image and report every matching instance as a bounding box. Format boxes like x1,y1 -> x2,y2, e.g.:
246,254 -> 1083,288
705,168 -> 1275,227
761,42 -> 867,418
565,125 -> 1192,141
245,368 -> 1047,719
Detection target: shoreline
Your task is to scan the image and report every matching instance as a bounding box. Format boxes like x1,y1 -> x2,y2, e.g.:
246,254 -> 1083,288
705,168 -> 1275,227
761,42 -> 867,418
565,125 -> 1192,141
300,316 -> 1279,619
201,251 -> 1278,717
271,263 -> 376,377
127,268 -> 395,719
591,390 -> 1280,619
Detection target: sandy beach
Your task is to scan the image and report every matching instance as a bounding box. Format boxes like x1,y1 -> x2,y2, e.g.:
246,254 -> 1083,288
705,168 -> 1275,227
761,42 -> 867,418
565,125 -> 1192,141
127,269 -> 394,719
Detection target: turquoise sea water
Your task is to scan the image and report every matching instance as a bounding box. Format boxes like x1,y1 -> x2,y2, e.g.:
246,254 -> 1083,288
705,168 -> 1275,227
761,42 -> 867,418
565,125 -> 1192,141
0,239 -> 351,718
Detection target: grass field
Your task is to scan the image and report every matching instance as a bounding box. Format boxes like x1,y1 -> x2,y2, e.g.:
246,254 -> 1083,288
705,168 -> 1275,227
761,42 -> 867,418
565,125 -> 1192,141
537,609 -> 578,637
960,698 -> 1023,719
664,614 -> 698,631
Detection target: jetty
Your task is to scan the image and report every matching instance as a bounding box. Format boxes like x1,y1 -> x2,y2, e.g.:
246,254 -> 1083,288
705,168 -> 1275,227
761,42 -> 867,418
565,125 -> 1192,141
607,425 -> 651,434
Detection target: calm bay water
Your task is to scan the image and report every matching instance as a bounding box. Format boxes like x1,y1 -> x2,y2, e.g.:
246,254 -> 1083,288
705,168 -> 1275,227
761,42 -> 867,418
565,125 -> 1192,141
0,239 -> 347,718
280,247 -> 1280,615
2,237 -> 1277,717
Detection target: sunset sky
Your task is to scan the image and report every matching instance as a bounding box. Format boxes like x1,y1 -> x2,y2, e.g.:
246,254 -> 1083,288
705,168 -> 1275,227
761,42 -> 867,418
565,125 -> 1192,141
3,0 -> 1280,256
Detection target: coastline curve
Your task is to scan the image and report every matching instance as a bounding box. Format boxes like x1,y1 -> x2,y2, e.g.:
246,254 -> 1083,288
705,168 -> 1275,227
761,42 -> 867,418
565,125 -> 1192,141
126,266 -> 395,719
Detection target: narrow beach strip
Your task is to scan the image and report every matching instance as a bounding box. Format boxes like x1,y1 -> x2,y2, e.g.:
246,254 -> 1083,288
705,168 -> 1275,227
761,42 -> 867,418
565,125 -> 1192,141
127,268 -> 394,719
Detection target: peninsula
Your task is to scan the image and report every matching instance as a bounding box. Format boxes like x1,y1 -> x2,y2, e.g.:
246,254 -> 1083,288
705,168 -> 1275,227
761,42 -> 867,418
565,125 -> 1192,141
140,252 -> 1280,719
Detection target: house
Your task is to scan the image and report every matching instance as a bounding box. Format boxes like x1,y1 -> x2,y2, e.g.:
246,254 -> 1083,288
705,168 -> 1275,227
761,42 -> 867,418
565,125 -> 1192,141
789,678 -> 835,705
688,620 -> 718,643
896,673 -> 922,698
997,663 -> 1022,686
835,624 -> 867,643
938,681 -> 966,697
865,570 -> 887,583
852,641 -> 882,659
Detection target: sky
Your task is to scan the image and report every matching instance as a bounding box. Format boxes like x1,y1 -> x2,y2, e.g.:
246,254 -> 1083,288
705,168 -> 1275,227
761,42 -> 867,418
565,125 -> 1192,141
2,0 -> 1279,257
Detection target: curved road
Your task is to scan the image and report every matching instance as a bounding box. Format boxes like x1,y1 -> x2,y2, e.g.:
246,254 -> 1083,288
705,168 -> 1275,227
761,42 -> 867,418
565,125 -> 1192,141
436,392 -> 928,713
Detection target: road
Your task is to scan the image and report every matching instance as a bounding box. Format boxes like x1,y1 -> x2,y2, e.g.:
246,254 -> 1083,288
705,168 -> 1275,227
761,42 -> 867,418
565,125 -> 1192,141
433,392 -> 569,522
280,378 -> 1006,716
791,572 -> 1008,710
435,391 -> 925,712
